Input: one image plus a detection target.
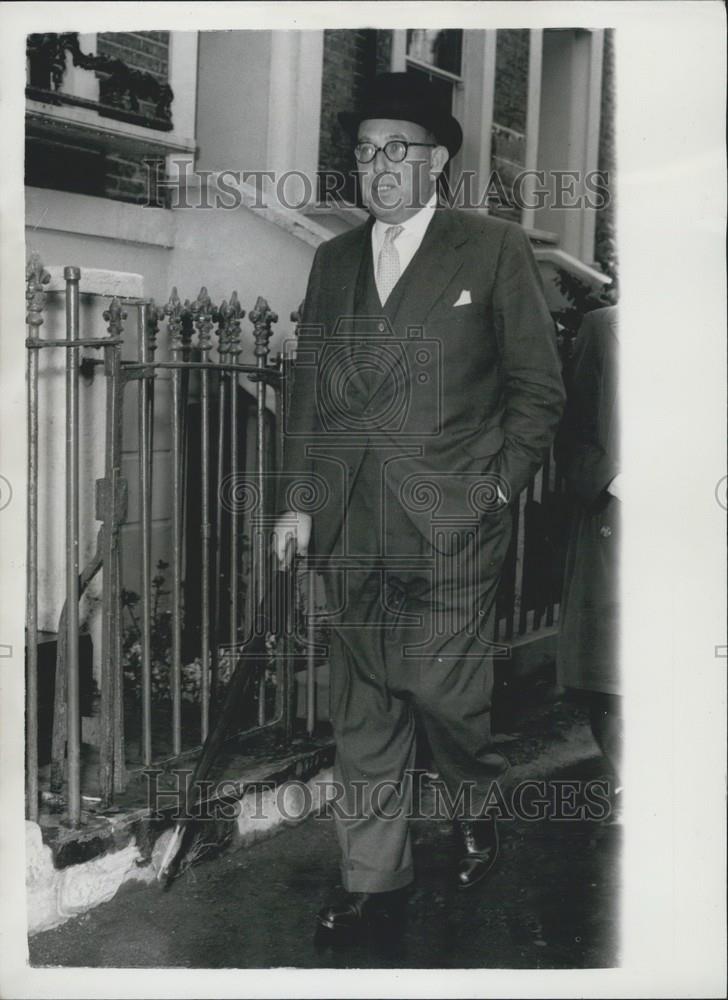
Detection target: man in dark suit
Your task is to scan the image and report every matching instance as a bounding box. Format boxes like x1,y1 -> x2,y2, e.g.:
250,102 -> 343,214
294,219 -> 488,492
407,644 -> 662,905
273,73 -> 565,931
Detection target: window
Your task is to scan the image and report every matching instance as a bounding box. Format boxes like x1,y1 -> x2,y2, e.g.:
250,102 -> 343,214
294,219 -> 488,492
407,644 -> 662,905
95,32 -> 172,129
405,29 -> 463,186
317,29 -> 381,205
490,29 -> 530,221
25,32 -> 197,206
406,30 -> 462,77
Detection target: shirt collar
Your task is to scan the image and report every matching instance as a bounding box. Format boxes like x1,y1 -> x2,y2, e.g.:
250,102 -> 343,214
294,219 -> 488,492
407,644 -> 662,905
373,192 -> 437,244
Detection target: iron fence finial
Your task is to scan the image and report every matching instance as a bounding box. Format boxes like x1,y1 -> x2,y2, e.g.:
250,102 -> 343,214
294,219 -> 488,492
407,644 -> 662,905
25,254 -> 51,330
250,296 -> 277,361
103,297 -> 127,338
215,298 -> 230,356
165,287 -> 186,351
191,286 -> 216,354
146,298 -> 164,356
227,292 -> 245,359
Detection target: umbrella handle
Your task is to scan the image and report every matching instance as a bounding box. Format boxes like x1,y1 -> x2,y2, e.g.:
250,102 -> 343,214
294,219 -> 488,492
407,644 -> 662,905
282,533 -> 296,572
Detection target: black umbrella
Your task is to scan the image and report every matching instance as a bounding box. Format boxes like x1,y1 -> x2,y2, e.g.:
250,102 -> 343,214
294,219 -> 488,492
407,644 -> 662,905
156,543 -> 296,884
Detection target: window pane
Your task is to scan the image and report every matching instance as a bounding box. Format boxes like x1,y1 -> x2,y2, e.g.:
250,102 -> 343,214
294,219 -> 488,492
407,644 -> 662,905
492,28 -> 530,134
490,29 -> 530,221
406,29 -> 462,76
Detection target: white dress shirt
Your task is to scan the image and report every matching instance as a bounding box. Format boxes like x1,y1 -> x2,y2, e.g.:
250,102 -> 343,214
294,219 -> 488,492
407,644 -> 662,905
371,192 -> 437,301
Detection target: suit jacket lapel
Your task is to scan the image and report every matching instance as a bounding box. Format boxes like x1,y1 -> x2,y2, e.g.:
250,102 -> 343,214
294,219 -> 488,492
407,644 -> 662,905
363,208 -> 469,414
325,217 -> 373,332
389,208 -> 468,328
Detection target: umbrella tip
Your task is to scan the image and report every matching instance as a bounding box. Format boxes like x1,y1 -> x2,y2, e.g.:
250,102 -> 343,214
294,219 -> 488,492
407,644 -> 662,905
155,825 -> 185,882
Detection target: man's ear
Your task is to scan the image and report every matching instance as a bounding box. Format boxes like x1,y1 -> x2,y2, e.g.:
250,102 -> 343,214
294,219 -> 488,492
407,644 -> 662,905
430,144 -> 450,178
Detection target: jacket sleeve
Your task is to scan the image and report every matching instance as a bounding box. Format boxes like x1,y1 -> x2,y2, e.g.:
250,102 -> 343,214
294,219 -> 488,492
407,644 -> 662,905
554,309 -> 619,507
490,224 -> 566,501
278,242 -> 326,511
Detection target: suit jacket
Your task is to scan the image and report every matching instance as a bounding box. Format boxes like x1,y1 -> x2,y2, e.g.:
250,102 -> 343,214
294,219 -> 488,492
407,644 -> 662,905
555,306 -> 620,694
281,207 -> 566,557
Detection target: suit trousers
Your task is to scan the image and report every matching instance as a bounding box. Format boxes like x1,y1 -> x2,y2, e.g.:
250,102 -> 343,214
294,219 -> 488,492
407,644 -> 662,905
323,450 -> 513,893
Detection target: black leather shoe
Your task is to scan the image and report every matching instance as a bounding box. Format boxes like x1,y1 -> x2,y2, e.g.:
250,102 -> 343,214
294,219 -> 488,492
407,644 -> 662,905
455,817 -> 499,889
316,890 -> 402,931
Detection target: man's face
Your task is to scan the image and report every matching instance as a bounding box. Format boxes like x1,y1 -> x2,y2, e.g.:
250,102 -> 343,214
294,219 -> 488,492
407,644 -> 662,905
356,118 -> 448,224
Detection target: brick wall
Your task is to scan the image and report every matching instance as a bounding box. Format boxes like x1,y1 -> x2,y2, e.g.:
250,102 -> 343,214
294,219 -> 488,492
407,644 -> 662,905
25,140 -> 165,206
96,30 -> 170,75
96,31 -> 170,121
103,153 -> 154,203
96,32 -> 170,204
317,29 -> 384,203
492,29 -> 530,135
594,29 -> 617,296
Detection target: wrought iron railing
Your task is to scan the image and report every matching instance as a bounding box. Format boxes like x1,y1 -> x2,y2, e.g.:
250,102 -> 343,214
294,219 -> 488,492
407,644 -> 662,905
24,257 -> 313,826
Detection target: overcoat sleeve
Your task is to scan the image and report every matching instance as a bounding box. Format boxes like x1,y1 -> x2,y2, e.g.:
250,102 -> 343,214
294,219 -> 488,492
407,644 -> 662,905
490,224 -> 566,500
278,242 -> 326,505
554,307 -> 619,507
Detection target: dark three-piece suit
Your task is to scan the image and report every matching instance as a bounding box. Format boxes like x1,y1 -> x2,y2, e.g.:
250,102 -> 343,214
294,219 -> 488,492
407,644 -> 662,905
281,206 -> 565,892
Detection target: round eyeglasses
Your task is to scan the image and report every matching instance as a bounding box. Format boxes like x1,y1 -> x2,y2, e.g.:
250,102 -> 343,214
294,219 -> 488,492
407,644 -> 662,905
353,140 -> 437,164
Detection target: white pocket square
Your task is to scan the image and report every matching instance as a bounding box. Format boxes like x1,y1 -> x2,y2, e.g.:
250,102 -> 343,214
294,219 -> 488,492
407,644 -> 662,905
453,290 -> 472,307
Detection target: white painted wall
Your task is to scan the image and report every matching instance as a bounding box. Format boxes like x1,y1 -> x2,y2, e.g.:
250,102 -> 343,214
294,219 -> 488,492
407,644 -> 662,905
195,30 -> 273,175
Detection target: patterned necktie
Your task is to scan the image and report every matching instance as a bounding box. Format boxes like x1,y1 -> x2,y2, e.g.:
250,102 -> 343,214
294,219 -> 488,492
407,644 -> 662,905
376,224 -> 404,305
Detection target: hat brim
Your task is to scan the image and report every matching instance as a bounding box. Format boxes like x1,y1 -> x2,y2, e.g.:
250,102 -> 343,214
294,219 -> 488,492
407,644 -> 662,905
338,108 -> 463,159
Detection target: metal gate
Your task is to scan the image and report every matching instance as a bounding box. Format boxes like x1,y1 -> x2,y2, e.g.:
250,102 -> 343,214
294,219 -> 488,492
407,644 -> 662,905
25,255 -> 314,827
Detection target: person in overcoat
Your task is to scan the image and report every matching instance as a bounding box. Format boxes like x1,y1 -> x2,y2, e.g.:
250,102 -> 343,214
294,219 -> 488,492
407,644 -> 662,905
273,73 -> 565,931
555,305 -> 621,777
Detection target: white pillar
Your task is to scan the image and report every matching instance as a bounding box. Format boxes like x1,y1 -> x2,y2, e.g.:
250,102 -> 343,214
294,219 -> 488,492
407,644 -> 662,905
579,29 -> 604,263
266,30 -> 324,208
168,31 -> 199,145
458,30 -> 497,199
166,32 -> 199,181
521,29 -> 543,231
535,28 -> 605,261
391,30 -> 407,71
296,31 -> 325,185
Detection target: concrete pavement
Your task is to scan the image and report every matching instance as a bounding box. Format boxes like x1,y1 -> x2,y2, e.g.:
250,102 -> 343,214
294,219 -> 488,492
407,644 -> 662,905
28,694 -> 621,969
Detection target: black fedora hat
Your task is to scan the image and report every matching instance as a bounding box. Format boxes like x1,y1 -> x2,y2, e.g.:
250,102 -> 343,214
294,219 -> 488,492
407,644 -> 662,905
338,72 -> 463,158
